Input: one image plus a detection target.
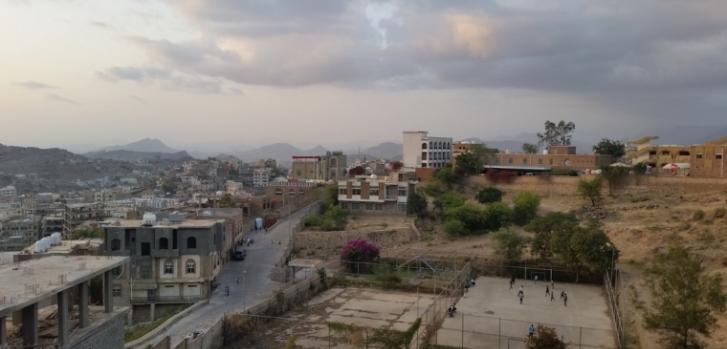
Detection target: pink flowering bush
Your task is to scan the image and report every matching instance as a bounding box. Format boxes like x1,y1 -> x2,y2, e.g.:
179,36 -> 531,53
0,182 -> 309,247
340,239 -> 380,273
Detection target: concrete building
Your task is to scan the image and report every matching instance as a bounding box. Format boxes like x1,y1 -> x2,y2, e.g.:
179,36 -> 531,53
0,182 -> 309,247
103,216 -> 225,320
0,186 -> 17,203
628,136 -> 727,178
689,138 -> 727,178
0,255 -> 129,349
225,180 -> 244,195
452,140 -> 481,167
291,151 -> 347,182
402,131 -> 453,169
494,145 -> 613,171
0,215 -> 41,252
253,168 -> 273,188
337,174 -> 416,214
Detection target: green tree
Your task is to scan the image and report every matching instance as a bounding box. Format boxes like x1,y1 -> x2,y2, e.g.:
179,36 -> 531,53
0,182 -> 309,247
455,151 -> 483,176
512,192 -> 541,226
644,246 -> 727,349
477,187 -> 503,204
443,220 -> 468,236
322,184 -> 339,206
593,138 -> 626,158
218,193 -> 235,208
577,176 -> 603,207
526,212 -> 579,260
482,202 -> 512,231
522,143 -> 538,154
550,220 -> 616,281
407,191 -> 428,217
492,228 -> 525,262
434,166 -> 459,187
444,202 -> 484,235
601,166 -> 630,194
160,177 -> 177,194
433,192 -> 466,212
537,120 -> 576,147
530,326 -> 566,349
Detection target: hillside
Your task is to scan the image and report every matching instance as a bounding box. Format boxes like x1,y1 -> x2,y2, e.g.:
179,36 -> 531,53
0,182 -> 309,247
96,138 -> 177,153
85,150 -> 193,162
235,143 -> 332,163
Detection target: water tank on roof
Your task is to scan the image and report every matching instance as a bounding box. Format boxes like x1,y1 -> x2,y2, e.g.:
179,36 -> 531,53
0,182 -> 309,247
51,232 -> 62,245
142,213 -> 157,226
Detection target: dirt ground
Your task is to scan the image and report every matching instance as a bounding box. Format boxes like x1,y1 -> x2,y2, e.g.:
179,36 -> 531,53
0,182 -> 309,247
234,287 -> 435,348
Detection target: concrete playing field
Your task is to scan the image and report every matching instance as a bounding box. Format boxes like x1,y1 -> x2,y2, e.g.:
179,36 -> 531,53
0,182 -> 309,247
433,276 -> 616,349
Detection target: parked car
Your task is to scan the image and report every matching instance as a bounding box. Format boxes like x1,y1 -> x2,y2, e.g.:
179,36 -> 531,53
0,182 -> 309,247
232,247 -> 247,261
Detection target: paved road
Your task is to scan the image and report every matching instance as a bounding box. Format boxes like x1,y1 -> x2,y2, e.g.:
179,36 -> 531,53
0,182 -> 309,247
136,205 -> 314,348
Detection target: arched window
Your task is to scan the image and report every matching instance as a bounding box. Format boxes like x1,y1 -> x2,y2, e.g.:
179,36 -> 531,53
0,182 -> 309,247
163,260 -> 174,275
187,237 -> 197,249
159,237 -> 169,250
110,239 -> 121,251
185,260 -> 196,274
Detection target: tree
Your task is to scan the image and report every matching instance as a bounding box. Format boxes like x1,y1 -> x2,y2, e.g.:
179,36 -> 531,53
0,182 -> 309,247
526,212 -> 580,260
577,176 -> 603,207
512,192 -> 541,226
601,166 -> 630,194
522,143 -> 538,154
434,166 -> 459,187
455,151 -> 483,176
593,138 -> 626,159
644,246 -> 727,349
477,187 -> 503,204
218,193 -> 235,208
433,192 -> 466,212
407,191 -> 427,217
530,326 -> 566,349
537,120 -> 575,147
481,202 -> 512,232
160,177 -> 177,194
550,220 -> 616,281
492,228 -> 525,262
322,184 -> 339,206
340,240 -> 380,273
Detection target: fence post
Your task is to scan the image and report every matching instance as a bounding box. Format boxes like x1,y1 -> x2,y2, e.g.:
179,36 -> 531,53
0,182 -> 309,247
579,326 -> 583,349
328,324 -> 331,349
498,317 -> 502,348
461,312 -> 465,348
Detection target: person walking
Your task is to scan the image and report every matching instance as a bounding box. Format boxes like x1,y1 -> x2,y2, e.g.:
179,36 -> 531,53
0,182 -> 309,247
550,288 -> 555,302
562,290 -> 568,307
545,285 -> 550,298
518,287 -> 524,304
510,275 -> 516,289
528,323 -> 535,340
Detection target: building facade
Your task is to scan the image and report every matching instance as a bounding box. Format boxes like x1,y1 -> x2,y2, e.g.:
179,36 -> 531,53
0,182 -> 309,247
0,185 -> 17,203
494,146 -> 613,171
253,168 -> 273,188
337,174 -> 415,214
402,131 -> 453,169
0,215 -> 41,251
291,151 -> 347,182
689,140 -> 727,178
103,216 -> 225,310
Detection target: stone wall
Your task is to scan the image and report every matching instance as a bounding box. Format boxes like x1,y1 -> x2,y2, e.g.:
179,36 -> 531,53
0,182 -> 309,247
70,308 -> 128,349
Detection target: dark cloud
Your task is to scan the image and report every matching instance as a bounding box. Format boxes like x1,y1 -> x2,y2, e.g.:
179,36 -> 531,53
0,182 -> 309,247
97,66 -> 241,95
13,81 -> 58,90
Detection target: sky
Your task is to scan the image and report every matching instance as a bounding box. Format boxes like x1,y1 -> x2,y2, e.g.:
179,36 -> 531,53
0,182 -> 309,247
2,0 -> 727,152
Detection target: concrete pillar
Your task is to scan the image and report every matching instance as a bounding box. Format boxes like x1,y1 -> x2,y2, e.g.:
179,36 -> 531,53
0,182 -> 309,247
78,281 -> 89,328
103,271 -> 113,313
21,303 -> 38,348
149,303 -> 156,322
57,290 -> 69,347
0,316 -> 7,346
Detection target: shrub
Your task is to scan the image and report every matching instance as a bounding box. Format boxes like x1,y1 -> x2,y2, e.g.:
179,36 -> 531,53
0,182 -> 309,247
714,207 -> 726,219
434,192 -> 466,211
512,192 -> 541,225
477,187 -> 503,204
492,228 -> 525,262
407,191 -> 428,217
443,220 -> 468,236
373,263 -> 402,288
577,176 -> 603,207
692,209 -> 705,221
423,180 -> 447,197
531,326 -> 566,349
434,166 -> 459,187
482,202 -> 512,231
341,240 -> 380,273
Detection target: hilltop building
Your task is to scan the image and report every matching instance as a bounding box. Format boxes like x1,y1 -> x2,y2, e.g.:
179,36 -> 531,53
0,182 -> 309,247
402,131 -> 453,169
493,145 -> 613,171
290,151 -> 347,182
337,171 -> 417,214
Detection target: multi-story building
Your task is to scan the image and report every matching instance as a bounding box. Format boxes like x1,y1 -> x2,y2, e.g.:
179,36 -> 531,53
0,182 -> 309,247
337,173 -> 416,214
93,190 -> 115,203
103,215 -> 226,316
402,131 -> 453,169
452,140 -> 481,167
0,215 -> 41,251
253,168 -> 273,188
0,185 -> 17,202
628,136 -> 727,178
290,151 -> 347,182
225,180 -> 244,195
688,138 -> 727,178
494,145 -> 613,171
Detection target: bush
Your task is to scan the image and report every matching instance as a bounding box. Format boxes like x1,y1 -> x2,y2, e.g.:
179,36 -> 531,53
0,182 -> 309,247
407,191 -> 428,217
577,176 -> 603,207
481,202 -> 512,231
531,326 -> 566,349
693,209 -> 705,221
305,205 -> 348,231
443,220 -> 468,236
423,180 -> 447,197
512,192 -> 541,225
341,240 -> 380,273
714,207 -> 726,219
434,166 -> 459,187
492,228 -> 525,262
477,187 -> 503,203
434,192 -> 466,211
373,263 -> 402,288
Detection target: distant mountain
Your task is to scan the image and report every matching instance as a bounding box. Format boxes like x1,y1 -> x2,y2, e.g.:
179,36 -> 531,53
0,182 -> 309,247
235,143 -> 330,163
362,142 -> 402,160
97,138 -> 177,153
85,150 -> 193,162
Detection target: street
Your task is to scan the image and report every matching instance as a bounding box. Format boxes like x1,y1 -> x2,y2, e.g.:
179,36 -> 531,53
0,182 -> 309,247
134,204 -> 313,348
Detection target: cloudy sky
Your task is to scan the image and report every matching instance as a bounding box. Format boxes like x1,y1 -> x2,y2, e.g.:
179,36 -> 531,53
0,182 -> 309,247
2,0 -> 727,151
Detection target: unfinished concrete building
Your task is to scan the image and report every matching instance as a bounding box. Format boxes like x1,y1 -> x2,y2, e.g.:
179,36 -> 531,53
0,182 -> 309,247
0,255 -> 128,349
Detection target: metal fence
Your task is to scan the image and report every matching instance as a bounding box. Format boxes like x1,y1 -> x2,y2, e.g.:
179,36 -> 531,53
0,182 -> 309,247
604,272 -> 624,349
431,313 -> 617,349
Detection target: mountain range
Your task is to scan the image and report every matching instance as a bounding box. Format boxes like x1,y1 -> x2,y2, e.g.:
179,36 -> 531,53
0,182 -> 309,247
96,138 -> 177,153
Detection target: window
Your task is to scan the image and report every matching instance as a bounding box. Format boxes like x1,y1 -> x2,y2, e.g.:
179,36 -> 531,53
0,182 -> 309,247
110,238 -> 121,251
649,151 -> 657,156
697,154 -> 704,159
112,288 -> 121,297
159,237 -> 169,250
508,158 -> 513,164
661,150 -> 670,155
538,158 -> 543,165
369,188 -> 379,196
678,151 -> 690,156
421,152 -> 427,161
522,158 -> 527,164
352,188 -> 361,195
186,260 -> 196,274
112,266 -> 122,276
717,154 -> 724,160
187,237 -> 197,249
398,188 -> 407,196
421,143 -> 427,149
164,260 -> 174,275
141,242 -> 151,256
339,188 -> 347,195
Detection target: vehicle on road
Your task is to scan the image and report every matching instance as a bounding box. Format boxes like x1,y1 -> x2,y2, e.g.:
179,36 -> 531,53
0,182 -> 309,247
232,246 -> 247,261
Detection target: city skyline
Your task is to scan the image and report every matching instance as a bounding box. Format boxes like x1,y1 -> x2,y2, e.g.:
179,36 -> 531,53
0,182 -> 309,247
2,1 -> 727,149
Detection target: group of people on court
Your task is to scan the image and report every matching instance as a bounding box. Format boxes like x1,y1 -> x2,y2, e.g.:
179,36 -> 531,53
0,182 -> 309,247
510,275 -> 568,306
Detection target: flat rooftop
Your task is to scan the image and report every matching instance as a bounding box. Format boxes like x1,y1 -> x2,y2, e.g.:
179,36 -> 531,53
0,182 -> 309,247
0,255 -> 128,316
109,219 -> 222,228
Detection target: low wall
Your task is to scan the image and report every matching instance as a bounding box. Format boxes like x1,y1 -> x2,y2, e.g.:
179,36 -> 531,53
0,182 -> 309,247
71,308 -> 129,349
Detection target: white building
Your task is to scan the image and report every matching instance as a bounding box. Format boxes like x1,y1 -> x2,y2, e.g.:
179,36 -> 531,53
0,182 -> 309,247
253,168 -> 272,188
225,180 -> 244,195
402,131 -> 453,169
337,174 -> 415,214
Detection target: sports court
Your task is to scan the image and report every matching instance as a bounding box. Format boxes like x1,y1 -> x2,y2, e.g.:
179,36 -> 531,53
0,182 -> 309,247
433,276 -> 617,349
